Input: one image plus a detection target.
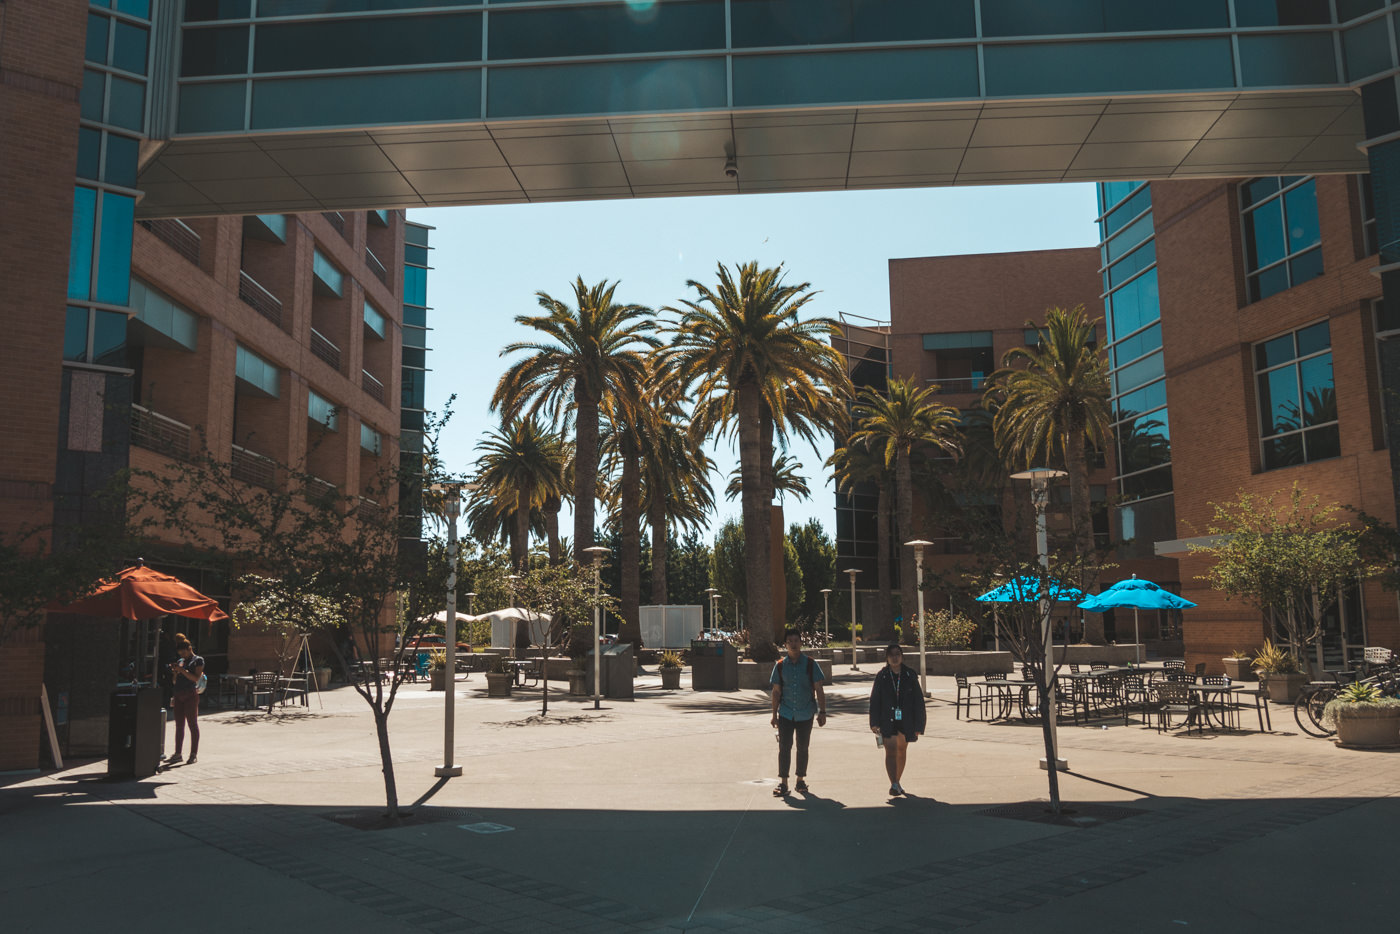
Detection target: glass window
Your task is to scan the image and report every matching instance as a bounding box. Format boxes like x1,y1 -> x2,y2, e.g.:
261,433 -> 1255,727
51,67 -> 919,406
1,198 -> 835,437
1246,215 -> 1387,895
1114,378 -> 1167,422
981,0 -> 1228,36
1120,464 -> 1173,501
177,82 -> 246,133
235,345 -> 280,397
1242,177 -> 1322,302
185,0 -> 251,20
1098,180 -> 1142,214
1358,174 -> 1378,257
64,307 -> 90,362
360,423 -> 382,455
1116,410 -> 1171,475
490,2 -> 723,59
1235,0 -> 1333,26
112,21 -> 149,75
402,304 -> 426,328
733,46 -> 977,108
403,326 -> 427,349
253,14 -> 481,73
363,301 -> 386,339
107,75 -> 145,131
1104,211 -> 1153,263
86,14 -> 110,65
402,369 -> 426,410
250,69 -> 480,129
1101,183 -> 1150,235
312,249 -> 343,296
402,347 -> 426,369
113,0 -> 151,17
730,0 -> 975,48
181,26 -> 248,77
1256,322 -> 1337,470
1238,33 -> 1337,86
490,57 -> 726,117
81,70 -> 105,122
308,389 -> 338,430
1106,240 -> 1155,289
403,265 -> 427,306
259,0 -> 465,14
400,408 -> 425,431
1106,268 -> 1159,341
92,310 -> 129,368
1112,349 -> 1164,396
95,192 -> 134,306
1337,0 -> 1385,22
986,37 -> 1235,97
1111,322 -> 1161,367
404,243 -> 428,266
1344,16 -> 1393,81
68,187 -> 97,301
105,133 -> 139,188
77,129 -> 101,181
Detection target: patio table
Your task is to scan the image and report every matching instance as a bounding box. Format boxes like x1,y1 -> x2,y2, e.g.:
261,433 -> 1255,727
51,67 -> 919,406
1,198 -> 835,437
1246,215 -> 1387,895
1187,682 -> 1243,730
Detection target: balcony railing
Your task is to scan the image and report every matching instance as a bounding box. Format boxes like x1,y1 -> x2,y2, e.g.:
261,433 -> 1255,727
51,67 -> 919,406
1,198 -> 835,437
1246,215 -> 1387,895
231,444 -> 275,489
238,270 -> 282,327
130,404 -> 191,460
306,476 -> 338,507
322,211 -> 346,237
361,369 -> 385,403
310,327 -> 341,371
140,219 -> 200,265
357,496 -> 385,524
926,376 -> 987,394
365,246 -> 388,285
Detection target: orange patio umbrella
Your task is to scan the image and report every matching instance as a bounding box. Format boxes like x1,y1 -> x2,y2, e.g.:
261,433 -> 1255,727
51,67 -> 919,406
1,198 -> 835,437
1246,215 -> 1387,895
49,565 -> 228,621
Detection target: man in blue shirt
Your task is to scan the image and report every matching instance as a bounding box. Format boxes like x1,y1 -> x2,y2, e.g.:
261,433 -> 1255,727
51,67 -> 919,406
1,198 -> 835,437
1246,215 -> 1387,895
769,628 -> 827,796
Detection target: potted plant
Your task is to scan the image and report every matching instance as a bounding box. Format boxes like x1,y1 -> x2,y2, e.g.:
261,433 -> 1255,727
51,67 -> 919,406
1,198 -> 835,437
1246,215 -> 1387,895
658,650 -> 683,690
566,622 -> 592,696
1253,640 -> 1306,703
1222,649 -> 1255,682
1322,681 -> 1400,748
427,648 -> 448,691
485,653 -> 513,697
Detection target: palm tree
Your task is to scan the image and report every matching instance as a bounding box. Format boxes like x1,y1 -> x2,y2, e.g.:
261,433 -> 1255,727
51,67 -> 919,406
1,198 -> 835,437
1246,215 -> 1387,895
470,417 -> 567,570
599,371 -> 649,644
667,261 -> 850,645
848,378 -> 962,641
827,441 -> 894,636
986,304 -> 1111,640
725,453 -> 811,504
640,400 -> 715,606
492,278 -> 658,559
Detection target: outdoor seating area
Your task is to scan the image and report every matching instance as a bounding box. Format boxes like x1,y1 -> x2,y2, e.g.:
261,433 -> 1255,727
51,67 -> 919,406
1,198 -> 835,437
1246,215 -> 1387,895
962,660 -> 1272,735
216,672 -> 309,710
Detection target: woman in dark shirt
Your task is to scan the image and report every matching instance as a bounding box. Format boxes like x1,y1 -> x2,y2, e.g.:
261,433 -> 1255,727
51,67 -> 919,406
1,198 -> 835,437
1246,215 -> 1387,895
868,643 -> 926,797
167,633 -> 204,765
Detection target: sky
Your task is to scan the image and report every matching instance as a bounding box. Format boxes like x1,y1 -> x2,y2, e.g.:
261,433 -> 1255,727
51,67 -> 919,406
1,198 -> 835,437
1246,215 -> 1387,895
410,181 -> 1101,545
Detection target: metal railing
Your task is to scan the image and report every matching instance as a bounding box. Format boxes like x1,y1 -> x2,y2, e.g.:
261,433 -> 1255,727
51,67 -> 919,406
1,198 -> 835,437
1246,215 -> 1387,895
140,219 -> 200,265
238,270 -> 282,327
926,376 -> 987,394
231,444 -> 275,489
361,369 -> 384,403
306,476 -> 338,506
310,327 -> 341,371
365,246 -> 388,285
357,496 -> 385,524
129,404 -> 191,460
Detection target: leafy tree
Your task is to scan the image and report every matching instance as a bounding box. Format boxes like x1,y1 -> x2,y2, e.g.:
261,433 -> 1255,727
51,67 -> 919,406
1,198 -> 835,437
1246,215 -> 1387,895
849,376 -> 962,642
667,261 -> 850,648
667,531 -> 713,611
985,305 -> 1110,639
1191,484 -> 1373,671
710,518 -> 747,628
783,535 -> 804,624
493,277 -> 658,557
788,519 -> 836,628
510,562 -> 617,715
639,391 -> 714,605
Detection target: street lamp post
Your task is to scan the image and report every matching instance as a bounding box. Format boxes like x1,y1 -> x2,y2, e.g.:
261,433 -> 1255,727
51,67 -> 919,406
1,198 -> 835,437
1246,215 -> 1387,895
429,481 -> 476,779
506,573 -> 520,658
820,588 -> 832,645
844,568 -> 861,671
583,546 -> 609,710
704,587 -> 718,633
905,540 -> 933,697
1010,467 -> 1068,772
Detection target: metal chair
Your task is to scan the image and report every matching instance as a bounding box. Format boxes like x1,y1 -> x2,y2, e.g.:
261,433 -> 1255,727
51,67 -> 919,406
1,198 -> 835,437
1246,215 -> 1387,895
1153,681 -> 1201,732
1121,674 -> 1152,726
1193,662 -> 1208,678
1199,674 -> 1235,729
953,674 -> 988,720
1233,684 -> 1272,732
250,672 -> 278,709
1163,659 -> 1186,672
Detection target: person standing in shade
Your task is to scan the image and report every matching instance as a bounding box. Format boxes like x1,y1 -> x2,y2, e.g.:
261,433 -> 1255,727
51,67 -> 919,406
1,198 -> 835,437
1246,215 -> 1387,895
869,643 -> 925,796
769,628 -> 827,796
167,633 -> 204,765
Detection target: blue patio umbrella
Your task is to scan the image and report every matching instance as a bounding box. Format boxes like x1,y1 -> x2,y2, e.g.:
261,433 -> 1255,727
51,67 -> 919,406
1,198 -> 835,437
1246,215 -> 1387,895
976,577 -> 1085,651
1077,574 -> 1196,662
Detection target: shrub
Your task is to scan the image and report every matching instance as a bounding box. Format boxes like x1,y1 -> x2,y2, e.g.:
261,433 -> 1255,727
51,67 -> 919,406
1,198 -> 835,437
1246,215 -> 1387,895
658,650 -> 683,670
911,609 -> 978,649
565,622 -> 594,662
1253,639 -> 1300,675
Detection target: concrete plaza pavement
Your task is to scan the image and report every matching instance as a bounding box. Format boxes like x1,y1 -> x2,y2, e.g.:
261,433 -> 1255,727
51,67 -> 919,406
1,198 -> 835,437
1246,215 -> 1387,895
3,668 -> 1398,932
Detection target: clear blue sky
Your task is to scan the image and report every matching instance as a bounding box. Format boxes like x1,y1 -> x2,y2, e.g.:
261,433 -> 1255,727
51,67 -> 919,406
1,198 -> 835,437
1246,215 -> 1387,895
411,182 -> 1100,545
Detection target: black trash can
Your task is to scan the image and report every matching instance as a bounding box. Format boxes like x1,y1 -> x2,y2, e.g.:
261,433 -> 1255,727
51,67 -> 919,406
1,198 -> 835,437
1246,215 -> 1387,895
108,688 -> 163,779
690,640 -> 738,691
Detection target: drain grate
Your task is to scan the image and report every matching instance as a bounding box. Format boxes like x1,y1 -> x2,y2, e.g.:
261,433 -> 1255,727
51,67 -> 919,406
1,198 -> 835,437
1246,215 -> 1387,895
978,801 -> 1147,828
460,822 -> 514,834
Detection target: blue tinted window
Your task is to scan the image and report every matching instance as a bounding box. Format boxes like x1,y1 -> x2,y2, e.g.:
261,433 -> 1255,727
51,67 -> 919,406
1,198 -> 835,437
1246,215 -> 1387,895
185,0 -> 251,19
1337,0 -> 1384,22
404,243 -> 429,265
733,46 -> 977,107
251,69 -> 480,129
114,0 -> 151,17
731,0 -> 975,47
1238,33 -> 1337,86
1104,211 -> 1153,263
1101,183 -> 1150,234
403,326 -> 427,349
112,21 -> 149,74
104,133 -> 139,188
1098,180 -> 1141,214
1242,177 -> 1321,302
1256,322 -> 1336,469
77,129 -> 101,180
86,14 -> 110,65
491,57 -> 725,117
1343,17 -> 1393,81
403,304 -> 426,328
64,308 -> 90,362
254,14 -> 480,73
403,265 -> 427,306
81,70 -> 105,121
177,82 -> 246,133
68,187 -> 97,300
96,192 -> 135,306
1107,241 -> 1155,289
491,2 -> 724,59
1112,322 -> 1161,367
93,310 -> 129,368
259,0 -> 464,13
402,347 -> 426,369
181,26 -> 249,77
1240,176 -> 1279,207
1112,350 -> 1164,395
1244,198 -> 1285,269
1235,0 -> 1333,25
985,37 -> 1235,97
1107,268 -> 1159,341
981,0 -> 1228,36
108,75 -> 145,131
1115,378 -> 1167,420
402,369 -> 426,410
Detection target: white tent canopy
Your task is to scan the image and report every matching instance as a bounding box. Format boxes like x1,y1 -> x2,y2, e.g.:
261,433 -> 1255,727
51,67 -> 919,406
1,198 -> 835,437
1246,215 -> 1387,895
484,608 -> 552,648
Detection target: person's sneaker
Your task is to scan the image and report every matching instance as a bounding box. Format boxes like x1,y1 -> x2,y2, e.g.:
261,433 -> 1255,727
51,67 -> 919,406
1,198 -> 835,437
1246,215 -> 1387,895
186,756 -> 197,765
773,782 -> 788,797
889,785 -> 899,796
892,782 -> 904,796
794,779 -> 809,793
166,753 -> 182,763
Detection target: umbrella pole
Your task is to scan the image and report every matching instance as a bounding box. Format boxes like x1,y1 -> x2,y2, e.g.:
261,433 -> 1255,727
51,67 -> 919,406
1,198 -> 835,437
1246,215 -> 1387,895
993,606 -> 1000,652
1134,608 -> 1141,665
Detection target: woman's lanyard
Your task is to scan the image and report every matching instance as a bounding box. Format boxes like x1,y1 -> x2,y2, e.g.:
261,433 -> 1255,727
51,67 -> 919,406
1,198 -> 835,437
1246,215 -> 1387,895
890,668 -> 903,721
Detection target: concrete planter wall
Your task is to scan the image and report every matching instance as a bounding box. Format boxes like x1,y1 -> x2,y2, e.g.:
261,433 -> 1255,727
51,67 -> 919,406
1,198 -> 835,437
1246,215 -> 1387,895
485,672 -> 512,697
1263,672 -> 1308,704
907,651 -> 1014,676
1222,658 -> 1255,681
738,659 -> 831,689
660,668 -> 682,689
1333,707 -> 1400,748
1049,645 -> 1145,665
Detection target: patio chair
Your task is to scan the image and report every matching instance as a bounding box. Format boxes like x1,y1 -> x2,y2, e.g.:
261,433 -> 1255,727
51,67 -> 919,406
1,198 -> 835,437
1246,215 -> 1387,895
1153,681 -> 1201,733
1121,674 -> 1153,726
1068,664 -> 1081,674
953,674 -> 988,720
1232,684 -> 1272,732
1200,675 -> 1236,729
1090,662 -> 1108,671
1193,662 -> 1208,679
250,672 -> 278,709
1163,659 -> 1186,672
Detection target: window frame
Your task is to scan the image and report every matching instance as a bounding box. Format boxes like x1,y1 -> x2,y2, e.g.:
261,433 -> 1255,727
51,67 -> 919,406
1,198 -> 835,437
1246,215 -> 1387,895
1253,319 -> 1338,471
1239,175 -> 1323,304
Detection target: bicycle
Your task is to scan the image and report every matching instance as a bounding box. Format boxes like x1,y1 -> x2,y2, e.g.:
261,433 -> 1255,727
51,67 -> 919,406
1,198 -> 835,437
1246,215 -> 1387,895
1293,655 -> 1400,737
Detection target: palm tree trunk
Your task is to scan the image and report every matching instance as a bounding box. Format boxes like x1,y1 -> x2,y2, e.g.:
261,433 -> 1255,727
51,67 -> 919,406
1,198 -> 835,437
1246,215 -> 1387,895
875,479 -> 893,642
759,408 -> 779,642
513,490 -> 530,570
895,449 -> 916,645
544,496 -> 561,565
1067,420 -> 1102,644
649,504 -> 668,605
575,390 -> 599,555
738,382 -> 774,647
617,440 -> 642,647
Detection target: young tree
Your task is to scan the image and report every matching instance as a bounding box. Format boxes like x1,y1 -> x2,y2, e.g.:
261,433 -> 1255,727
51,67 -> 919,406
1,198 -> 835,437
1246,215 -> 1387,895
511,562 -> 617,716
1191,484 -> 1372,672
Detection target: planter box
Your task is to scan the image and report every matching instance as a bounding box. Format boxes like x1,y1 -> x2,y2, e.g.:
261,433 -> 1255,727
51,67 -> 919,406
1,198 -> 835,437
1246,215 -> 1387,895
1334,708 -> 1400,748
428,669 -> 446,691
567,671 -> 588,696
738,659 -> 830,690
485,672 -> 512,697
1222,658 -> 1255,681
907,651 -> 1015,677
1263,672 -> 1308,704
660,668 -> 682,689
